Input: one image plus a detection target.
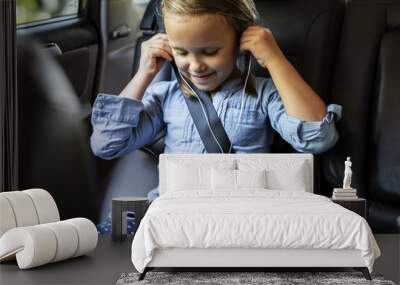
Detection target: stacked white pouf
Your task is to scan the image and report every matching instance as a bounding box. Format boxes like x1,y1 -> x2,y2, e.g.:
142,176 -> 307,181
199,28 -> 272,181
0,189 -> 98,269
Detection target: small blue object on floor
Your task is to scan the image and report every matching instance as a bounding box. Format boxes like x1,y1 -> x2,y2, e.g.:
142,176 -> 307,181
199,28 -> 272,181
147,188 -> 159,203
96,212 -> 135,235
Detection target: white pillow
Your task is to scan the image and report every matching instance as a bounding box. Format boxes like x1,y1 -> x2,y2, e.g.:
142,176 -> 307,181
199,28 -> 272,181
266,161 -> 307,191
167,160 -> 235,192
211,168 -> 236,190
237,159 -> 308,191
211,168 -> 267,190
168,162 -> 209,191
237,169 -> 267,189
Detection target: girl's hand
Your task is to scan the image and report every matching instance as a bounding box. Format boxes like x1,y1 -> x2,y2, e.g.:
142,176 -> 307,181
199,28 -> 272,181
138,33 -> 174,79
239,25 -> 285,70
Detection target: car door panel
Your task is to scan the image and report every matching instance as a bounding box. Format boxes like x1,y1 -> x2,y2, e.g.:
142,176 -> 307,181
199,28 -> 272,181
98,0 -> 147,94
17,17 -> 98,105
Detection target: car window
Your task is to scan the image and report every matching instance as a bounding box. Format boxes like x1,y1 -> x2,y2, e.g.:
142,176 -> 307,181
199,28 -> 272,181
17,0 -> 81,25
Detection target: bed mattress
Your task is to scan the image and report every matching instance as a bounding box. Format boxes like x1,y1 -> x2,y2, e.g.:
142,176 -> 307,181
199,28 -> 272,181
131,190 -> 380,273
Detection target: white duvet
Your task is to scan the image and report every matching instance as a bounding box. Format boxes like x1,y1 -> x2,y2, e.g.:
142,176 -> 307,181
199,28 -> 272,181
131,190 -> 380,273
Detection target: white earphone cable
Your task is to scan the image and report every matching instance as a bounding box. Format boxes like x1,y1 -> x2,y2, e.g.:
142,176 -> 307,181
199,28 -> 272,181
228,58 -> 252,154
178,57 -> 252,153
178,69 -> 225,153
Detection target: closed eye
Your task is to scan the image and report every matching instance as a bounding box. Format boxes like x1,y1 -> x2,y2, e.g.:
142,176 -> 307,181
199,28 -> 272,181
175,50 -> 188,56
203,49 -> 219,56
173,48 -> 219,56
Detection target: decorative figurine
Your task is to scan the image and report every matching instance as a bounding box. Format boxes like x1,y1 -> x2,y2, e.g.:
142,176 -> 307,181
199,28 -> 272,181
332,157 -> 357,199
342,157 -> 353,189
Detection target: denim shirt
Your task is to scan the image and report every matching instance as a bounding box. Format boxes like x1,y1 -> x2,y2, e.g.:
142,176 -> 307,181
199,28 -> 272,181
90,76 -> 342,160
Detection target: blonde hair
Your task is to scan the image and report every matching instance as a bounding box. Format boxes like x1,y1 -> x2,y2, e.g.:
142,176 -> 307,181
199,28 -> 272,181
160,0 -> 259,98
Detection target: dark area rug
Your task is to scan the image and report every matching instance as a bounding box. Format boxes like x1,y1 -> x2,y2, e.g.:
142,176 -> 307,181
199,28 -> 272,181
116,271 -> 396,285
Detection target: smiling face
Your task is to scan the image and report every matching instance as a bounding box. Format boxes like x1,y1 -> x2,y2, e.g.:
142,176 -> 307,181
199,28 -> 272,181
164,13 -> 238,92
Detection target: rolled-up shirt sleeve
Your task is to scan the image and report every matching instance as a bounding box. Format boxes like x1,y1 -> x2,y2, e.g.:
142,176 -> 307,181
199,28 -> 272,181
266,84 -> 342,154
90,82 -> 167,160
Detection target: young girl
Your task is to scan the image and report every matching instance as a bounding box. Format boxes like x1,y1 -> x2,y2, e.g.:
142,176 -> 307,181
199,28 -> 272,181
91,0 -> 342,200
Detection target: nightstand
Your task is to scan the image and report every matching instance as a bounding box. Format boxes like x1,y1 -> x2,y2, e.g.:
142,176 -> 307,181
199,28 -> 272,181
331,198 -> 367,218
112,197 -> 149,241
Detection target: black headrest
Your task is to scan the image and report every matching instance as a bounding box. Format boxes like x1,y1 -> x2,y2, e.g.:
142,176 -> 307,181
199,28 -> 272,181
140,0 -> 163,32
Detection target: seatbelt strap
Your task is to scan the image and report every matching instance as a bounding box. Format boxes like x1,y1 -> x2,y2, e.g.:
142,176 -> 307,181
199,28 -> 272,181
171,63 -> 235,153
143,0 -> 235,153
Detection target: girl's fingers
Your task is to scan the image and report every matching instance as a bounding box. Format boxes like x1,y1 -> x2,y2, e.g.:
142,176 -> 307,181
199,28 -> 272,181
240,37 -> 256,48
163,43 -> 173,55
146,33 -> 174,59
239,41 -> 252,50
240,38 -> 253,44
152,33 -> 168,40
148,44 -> 173,56
241,29 -> 256,36
240,32 -> 260,40
153,33 -> 170,44
240,34 -> 255,42
148,38 -> 173,53
149,47 -> 173,61
244,25 -> 262,32
158,40 -> 173,55
148,43 -> 173,58
241,28 -> 271,39
239,41 -> 251,53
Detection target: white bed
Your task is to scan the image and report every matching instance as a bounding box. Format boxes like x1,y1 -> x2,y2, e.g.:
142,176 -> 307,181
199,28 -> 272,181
131,154 -> 380,280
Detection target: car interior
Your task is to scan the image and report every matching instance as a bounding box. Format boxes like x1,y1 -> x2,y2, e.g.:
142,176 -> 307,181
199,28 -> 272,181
1,0 -> 399,284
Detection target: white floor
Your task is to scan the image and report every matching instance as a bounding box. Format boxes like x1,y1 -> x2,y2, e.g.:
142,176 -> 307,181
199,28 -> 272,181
373,234 -> 400,284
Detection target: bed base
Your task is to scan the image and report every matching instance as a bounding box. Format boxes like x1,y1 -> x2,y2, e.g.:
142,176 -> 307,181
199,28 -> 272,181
138,267 -> 371,281
138,248 -> 372,281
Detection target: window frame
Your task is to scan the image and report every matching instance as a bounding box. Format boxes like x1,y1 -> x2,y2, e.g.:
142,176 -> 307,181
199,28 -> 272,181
16,0 -> 87,29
